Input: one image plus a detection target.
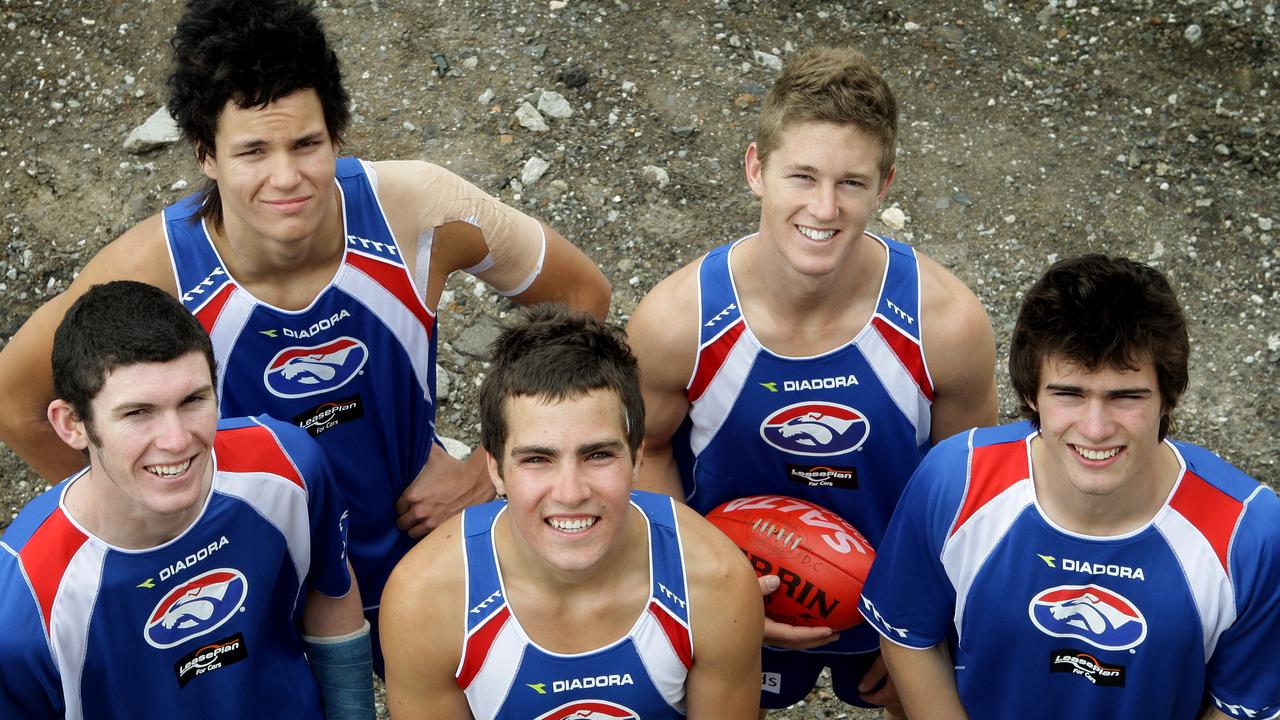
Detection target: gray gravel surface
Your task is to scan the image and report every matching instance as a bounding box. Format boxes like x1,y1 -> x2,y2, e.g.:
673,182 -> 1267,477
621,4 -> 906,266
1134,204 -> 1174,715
2,1 -> 1277,717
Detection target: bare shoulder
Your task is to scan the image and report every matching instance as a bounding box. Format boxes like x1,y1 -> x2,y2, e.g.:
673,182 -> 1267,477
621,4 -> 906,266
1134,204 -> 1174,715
626,258 -> 701,372
915,250 -> 994,361
673,502 -> 755,592
75,213 -> 178,293
384,511 -> 466,607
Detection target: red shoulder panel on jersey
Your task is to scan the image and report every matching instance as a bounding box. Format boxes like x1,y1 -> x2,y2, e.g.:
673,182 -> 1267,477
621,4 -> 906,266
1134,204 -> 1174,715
1169,470 -> 1243,576
647,600 -> 693,669
346,251 -> 436,337
214,425 -> 305,490
19,509 -> 89,635
949,439 -> 1028,539
457,604 -> 512,689
193,282 -> 238,334
870,315 -> 934,402
687,319 -> 745,403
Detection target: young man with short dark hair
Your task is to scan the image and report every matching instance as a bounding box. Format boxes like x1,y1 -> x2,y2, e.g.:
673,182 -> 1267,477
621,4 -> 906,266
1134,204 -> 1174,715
380,305 -> 763,719
0,281 -> 372,719
861,255 -> 1280,720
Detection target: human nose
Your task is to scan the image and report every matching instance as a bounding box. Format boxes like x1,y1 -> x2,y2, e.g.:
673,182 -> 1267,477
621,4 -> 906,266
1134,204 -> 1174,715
153,412 -> 192,451
550,464 -> 591,506
808,183 -> 838,221
1076,399 -> 1115,440
267,153 -> 302,189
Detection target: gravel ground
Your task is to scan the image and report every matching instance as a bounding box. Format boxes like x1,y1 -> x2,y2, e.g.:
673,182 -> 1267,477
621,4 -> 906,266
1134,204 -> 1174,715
1,1 -> 1277,717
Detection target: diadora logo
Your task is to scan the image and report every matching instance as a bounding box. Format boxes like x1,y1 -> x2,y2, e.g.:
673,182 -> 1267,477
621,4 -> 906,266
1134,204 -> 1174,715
760,375 -> 860,393
181,266 -> 227,304
1036,554 -> 1146,581
263,337 -> 368,399
759,402 -> 870,457
138,536 -> 230,589
1028,585 -> 1147,651
259,309 -> 352,339
347,234 -> 399,256
884,298 -> 915,325
469,589 -> 502,615
144,568 -> 248,649
546,674 -> 634,694
533,700 -> 638,720
705,303 -> 736,327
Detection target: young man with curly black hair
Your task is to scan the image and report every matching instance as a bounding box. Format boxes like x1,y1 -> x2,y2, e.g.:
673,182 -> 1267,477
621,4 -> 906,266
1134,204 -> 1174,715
0,0 -> 610,672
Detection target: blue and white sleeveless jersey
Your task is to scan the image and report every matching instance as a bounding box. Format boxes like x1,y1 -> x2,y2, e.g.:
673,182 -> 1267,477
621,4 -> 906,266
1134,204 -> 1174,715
861,422 -> 1280,720
457,492 -> 693,720
674,234 -> 933,653
0,416 -> 352,720
163,158 -> 434,607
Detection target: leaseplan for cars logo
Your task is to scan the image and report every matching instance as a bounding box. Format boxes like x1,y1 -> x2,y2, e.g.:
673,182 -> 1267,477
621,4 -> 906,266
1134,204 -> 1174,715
759,402 -> 870,457
144,568 -> 248,649
534,700 -> 639,720
1028,584 -> 1147,651
263,337 -> 368,399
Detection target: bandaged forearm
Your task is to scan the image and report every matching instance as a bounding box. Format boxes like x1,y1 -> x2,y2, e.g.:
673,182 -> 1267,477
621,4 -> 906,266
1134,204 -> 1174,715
303,620 -> 374,720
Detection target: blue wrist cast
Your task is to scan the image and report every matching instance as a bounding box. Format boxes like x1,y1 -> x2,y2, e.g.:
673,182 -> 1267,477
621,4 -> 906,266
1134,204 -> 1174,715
303,620 -> 375,720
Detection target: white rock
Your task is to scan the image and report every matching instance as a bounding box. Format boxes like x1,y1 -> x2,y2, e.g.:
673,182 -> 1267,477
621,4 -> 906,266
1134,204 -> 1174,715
515,102 -> 549,131
478,88 -> 495,104
437,435 -> 471,461
549,0 -> 568,9
170,179 -> 188,191
880,206 -> 906,230
537,90 -> 573,118
1260,217 -> 1274,231
521,156 -> 551,186
754,50 -> 784,72
904,21 -> 921,31
462,56 -> 479,69
436,363 -> 453,403
641,165 -> 670,187
1184,24 -> 1203,45
123,106 -> 182,154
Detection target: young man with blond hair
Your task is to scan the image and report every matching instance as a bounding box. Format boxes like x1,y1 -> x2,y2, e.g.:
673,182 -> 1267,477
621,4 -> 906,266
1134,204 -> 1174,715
627,46 -> 998,715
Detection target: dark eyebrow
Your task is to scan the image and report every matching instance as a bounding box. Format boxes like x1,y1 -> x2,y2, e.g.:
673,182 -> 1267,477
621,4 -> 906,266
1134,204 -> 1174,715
783,163 -> 874,182
578,440 -> 626,456
229,131 -> 327,153
1044,383 -> 1153,398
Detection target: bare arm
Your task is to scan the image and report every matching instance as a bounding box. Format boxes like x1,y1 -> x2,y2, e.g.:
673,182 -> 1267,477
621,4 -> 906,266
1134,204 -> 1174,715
918,255 -> 998,443
879,637 -> 968,720
1200,710 -> 1231,720
508,221 -> 610,318
625,266 -> 699,500
679,505 -> 764,718
380,516 -> 471,720
0,217 -> 175,481
301,561 -> 367,637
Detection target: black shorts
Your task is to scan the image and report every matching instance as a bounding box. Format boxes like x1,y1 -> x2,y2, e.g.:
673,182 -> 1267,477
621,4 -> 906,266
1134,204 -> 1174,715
760,646 -> 886,710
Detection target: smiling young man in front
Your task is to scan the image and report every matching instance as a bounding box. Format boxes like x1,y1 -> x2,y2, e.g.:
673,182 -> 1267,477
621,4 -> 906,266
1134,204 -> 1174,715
0,281 -> 371,719
379,305 -> 763,719
860,255 -> 1280,719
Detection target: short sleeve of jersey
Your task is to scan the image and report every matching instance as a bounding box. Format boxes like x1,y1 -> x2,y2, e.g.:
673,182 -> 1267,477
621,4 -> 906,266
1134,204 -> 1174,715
259,417 -> 353,599
0,548 -> 62,718
413,162 -> 545,296
1205,486 -> 1280,719
860,432 -> 969,649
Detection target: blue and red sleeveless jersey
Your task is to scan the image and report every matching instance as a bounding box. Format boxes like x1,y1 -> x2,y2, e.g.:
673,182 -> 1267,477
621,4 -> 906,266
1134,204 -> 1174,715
457,492 -> 693,720
162,158 -> 435,607
674,234 -> 934,653
0,416 -> 352,719
861,422 -> 1280,719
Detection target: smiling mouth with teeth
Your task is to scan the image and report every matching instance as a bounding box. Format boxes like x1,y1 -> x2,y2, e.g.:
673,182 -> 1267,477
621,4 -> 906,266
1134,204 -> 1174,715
547,516 -> 597,533
146,458 -> 192,478
1072,445 -> 1121,461
797,225 -> 836,241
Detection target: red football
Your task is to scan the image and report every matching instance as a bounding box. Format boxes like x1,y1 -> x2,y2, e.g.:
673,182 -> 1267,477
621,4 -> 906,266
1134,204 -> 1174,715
706,495 -> 874,631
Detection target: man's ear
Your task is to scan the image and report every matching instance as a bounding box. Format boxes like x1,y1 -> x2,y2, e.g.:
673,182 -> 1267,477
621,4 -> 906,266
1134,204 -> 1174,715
198,143 -> 217,181
486,450 -> 506,498
744,142 -> 766,199
877,165 -> 897,203
48,399 -> 89,451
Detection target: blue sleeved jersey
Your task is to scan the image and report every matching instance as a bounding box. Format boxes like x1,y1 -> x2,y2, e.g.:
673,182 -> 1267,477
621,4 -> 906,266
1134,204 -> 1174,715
861,422 -> 1280,720
0,416 -> 352,719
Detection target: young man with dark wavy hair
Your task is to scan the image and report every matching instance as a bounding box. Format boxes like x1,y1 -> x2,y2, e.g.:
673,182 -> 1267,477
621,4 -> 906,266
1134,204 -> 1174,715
0,0 -> 610,670
862,255 -> 1280,720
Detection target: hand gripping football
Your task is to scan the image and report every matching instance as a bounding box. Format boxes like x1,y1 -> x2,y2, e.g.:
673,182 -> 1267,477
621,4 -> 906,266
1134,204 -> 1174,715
706,495 -> 874,631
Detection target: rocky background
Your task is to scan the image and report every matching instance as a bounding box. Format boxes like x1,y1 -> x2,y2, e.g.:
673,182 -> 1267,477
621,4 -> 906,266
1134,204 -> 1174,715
1,1 -> 1277,717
